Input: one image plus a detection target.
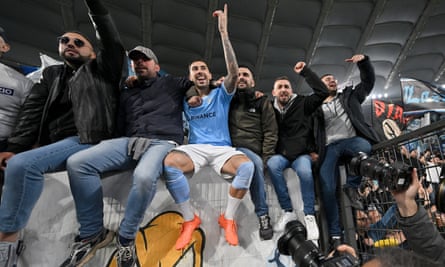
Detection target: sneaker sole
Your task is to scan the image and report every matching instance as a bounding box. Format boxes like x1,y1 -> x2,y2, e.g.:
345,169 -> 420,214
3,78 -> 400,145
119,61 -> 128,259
77,230 -> 115,267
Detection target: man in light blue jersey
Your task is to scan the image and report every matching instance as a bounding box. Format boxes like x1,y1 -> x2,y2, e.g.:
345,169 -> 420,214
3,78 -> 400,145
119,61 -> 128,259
163,4 -> 254,249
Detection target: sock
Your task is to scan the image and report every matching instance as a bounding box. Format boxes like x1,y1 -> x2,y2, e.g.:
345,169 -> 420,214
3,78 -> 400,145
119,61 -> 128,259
224,194 -> 241,220
179,199 -> 195,221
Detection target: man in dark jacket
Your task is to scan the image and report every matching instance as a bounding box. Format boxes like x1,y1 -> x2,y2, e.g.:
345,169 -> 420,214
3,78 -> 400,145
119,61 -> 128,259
312,54 -> 380,246
62,46 -> 193,267
393,168 -> 445,264
229,65 -> 278,240
0,0 -> 126,265
266,62 -> 329,244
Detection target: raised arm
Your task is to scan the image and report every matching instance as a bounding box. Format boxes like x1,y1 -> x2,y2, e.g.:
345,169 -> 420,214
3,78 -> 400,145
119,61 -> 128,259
213,4 -> 238,93
347,54 -> 375,103
294,61 -> 330,115
84,0 -> 126,83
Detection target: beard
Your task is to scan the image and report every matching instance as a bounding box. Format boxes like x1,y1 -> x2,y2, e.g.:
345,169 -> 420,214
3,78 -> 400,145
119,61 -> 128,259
63,53 -> 90,69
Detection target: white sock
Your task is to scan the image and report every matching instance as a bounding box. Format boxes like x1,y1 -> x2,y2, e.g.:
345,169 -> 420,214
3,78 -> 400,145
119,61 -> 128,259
224,194 -> 241,220
179,200 -> 195,221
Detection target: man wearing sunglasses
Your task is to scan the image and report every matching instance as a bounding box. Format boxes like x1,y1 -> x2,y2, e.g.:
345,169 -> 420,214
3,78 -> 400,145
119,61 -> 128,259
0,0 -> 126,266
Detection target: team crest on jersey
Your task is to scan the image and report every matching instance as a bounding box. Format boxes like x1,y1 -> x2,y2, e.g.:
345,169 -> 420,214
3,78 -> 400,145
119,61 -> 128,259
0,87 -> 14,96
106,211 -> 205,267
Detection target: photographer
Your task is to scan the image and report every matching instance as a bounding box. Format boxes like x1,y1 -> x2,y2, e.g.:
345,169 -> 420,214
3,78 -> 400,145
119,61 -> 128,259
393,168 -> 445,264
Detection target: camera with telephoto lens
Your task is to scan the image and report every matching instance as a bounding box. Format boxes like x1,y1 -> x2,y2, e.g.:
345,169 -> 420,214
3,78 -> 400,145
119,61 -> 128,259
278,220 -> 360,267
349,152 -> 413,192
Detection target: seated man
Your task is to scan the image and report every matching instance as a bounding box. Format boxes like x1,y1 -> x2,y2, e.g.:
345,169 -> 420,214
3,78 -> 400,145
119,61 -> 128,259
61,45 -> 193,267
267,62 -> 329,243
312,54 -> 380,247
164,4 -> 254,249
229,65 -> 278,240
0,0 -> 126,265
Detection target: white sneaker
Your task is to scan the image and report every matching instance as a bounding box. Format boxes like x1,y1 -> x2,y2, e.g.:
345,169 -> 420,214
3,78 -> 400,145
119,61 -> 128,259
274,211 -> 297,232
304,215 -> 320,240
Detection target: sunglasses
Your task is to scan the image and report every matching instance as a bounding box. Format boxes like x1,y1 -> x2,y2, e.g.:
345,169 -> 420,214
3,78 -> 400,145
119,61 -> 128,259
57,36 -> 86,48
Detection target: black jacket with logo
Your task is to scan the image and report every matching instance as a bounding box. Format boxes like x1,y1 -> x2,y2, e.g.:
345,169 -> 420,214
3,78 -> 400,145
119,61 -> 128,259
229,88 -> 278,162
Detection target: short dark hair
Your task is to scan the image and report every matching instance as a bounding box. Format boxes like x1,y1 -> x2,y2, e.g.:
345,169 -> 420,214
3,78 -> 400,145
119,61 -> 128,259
238,64 -> 255,78
275,75 -> 290,82
321,73 -> 334,79
369,247 -> 442,267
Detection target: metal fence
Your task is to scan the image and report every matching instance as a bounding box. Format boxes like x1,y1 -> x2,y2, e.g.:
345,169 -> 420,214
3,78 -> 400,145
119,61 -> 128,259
322,120 -> 445,261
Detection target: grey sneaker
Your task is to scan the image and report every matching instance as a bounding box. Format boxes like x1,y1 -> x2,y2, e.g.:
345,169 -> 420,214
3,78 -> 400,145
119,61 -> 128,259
116,238 -> 136,267
258,214 -> 273,240
60,228 -> 114,267
0,240 -> 24,267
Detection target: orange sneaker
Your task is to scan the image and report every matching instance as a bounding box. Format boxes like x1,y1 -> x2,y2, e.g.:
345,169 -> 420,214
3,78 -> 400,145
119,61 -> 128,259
218,214 -> 238,246
175,214 -> 201,250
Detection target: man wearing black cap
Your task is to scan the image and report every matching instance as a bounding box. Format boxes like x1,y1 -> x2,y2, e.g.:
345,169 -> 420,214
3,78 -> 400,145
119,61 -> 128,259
0,0 -> 126,266
0,27 -> 34,201
63,44 -> 194,266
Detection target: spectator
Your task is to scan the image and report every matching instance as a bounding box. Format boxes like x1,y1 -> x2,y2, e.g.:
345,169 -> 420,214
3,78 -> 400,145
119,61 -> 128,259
164,4 -> 254,249
0,27 -> 34,201
0,0 -> 126,265
229,65 -> 278,240
393,168 -> 445,264
266,61 -> 329,244
312,54 -> 380,248
61,45 -> 194,266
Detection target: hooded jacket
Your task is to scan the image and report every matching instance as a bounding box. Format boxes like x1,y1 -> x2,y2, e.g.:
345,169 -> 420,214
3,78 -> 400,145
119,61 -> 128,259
313,55 -> 380,162
273,66 -> 330,161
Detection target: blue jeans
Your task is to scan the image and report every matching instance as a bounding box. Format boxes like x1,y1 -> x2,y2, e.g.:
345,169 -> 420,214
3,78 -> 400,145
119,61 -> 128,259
0,136 -> 92,232
267,154 -> 315,215
237,147 -> 268,217
319,136 -> 371,236
67,137 -> 175,239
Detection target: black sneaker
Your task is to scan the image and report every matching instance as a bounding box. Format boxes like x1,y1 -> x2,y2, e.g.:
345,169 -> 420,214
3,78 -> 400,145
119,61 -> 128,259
116,238 -> 136,267
258,214 -> 273,240
60,228 -> 114,267
343,187 -> 364,210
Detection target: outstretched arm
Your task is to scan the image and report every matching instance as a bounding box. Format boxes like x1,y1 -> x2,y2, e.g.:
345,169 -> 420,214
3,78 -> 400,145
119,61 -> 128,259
347,54 -> 375,102
394,169 -> 445,263
214,4 -> 238,93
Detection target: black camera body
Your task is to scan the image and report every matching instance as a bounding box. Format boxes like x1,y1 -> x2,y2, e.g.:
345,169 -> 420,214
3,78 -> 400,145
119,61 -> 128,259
349,152 -> 413,192
278,220 -> 360,267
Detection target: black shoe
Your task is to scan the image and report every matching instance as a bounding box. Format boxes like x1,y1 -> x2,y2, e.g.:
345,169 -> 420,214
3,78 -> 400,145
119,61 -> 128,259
258,214 -> 273,240
60,228 -> 114,267
116,238 -> 136,267
343,187 -> 364,210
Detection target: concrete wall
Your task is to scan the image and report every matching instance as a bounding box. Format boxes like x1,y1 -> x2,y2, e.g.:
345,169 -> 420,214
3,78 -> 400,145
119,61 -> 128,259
20,168 -> 305,267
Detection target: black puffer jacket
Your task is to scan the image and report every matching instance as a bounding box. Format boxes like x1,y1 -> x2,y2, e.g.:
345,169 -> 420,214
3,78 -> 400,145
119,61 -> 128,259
7,9 -> 126,153
117,75 -> 193,145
